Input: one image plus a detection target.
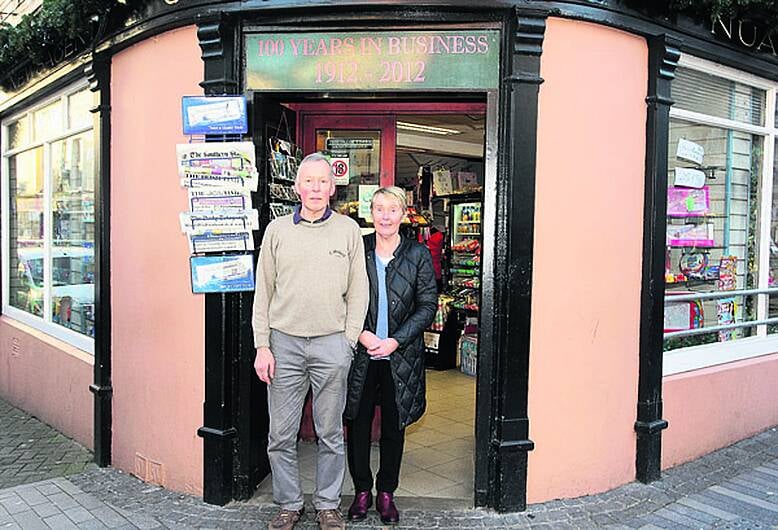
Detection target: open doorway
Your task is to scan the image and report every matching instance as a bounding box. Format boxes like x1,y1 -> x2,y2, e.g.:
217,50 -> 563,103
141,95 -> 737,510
250,100 -> 486,502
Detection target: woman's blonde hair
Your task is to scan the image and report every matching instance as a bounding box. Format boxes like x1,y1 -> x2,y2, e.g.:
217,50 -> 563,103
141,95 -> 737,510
371,186 -> 407,211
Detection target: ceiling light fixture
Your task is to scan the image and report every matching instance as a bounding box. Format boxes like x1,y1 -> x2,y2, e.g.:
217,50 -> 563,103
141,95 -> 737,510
396,121 -> 461,136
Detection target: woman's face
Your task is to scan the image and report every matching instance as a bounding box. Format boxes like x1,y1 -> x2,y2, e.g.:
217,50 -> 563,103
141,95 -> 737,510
372,193 -> 405,238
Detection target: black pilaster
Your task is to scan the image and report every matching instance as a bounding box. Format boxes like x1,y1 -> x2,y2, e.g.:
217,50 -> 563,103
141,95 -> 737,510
195,15 -> 240,506
85,53 -> 113,469
488,8 -> 547,513
635,34 -> 680,484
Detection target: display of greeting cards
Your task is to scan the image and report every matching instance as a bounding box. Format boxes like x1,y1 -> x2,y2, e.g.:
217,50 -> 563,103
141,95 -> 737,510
717,255 -> 738,291
667,223 -> 715,247
667,187 -> 710,217
717,297 -> 737,342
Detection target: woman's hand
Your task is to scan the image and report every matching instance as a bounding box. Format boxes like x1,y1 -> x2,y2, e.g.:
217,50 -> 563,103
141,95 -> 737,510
359,330 -> 380,349
368,338 -> 399,358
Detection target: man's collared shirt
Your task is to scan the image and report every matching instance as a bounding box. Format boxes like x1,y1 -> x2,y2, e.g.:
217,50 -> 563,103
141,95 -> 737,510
293,205 -> 333,225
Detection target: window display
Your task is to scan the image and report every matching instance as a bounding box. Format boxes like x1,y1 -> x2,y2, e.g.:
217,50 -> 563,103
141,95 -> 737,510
2,85 -> 96,348
663,60 -> 777,361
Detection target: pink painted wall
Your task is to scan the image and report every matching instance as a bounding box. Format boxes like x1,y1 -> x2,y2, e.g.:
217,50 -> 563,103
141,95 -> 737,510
0,318 -> 93,448
663,353 -> 778,468
527,18 -> 648,503
111,26 -> 204,495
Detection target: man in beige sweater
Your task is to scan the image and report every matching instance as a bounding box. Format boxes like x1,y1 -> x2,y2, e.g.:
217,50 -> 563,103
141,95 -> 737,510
253,152 -> 369,530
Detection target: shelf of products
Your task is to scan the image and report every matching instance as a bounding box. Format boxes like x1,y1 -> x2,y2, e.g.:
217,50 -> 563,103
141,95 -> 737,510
664,139 -> 745,343
267,137 -> 302,220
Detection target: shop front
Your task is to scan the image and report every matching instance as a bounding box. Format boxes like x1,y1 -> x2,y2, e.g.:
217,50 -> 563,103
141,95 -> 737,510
1,0 -> 777,515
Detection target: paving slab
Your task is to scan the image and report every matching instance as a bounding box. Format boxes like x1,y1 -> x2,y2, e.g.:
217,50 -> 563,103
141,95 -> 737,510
1,397 -> 778,528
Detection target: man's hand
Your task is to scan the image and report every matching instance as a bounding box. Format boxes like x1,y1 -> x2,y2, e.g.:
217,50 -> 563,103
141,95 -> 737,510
254,346 -> 275,384
368,338 -> 399,358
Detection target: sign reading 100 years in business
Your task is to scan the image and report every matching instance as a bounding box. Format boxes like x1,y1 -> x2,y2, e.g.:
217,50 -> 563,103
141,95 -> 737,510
244,30 -> 500,91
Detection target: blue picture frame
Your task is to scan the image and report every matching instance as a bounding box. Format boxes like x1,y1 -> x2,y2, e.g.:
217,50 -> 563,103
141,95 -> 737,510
182,96 -> 248,135
190,254 -> 255,294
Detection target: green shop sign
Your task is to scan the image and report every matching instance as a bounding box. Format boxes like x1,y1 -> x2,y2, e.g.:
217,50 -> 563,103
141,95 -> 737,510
244,30 -> 500,91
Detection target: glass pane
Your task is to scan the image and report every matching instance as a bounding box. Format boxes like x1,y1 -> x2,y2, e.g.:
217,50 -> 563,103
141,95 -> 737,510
316,130 -> 381,220
50,132 -> 95,337
7,117 -> 30,150
33,100 -> 63,141
769,138 -> 778,322
8,148 -> 45,317
674,67 -> 766,126
664,120 -> 763,350
68,89 -> 94,129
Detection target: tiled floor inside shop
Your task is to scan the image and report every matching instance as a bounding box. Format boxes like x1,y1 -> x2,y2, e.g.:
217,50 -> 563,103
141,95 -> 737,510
254,368 -> 476,500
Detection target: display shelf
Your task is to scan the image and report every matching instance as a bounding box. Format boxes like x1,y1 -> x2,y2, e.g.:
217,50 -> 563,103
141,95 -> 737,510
666,278 -> 720,287
451,304 -> 479,314
668,245 -> 725,249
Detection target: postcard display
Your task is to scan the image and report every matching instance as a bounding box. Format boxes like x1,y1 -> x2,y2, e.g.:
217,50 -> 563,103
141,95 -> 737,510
267,138 -> 303,220
177,141 -> 259,293
664,138 -> 738,336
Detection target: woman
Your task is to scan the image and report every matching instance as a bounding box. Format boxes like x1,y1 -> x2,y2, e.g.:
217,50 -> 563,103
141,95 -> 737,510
344,186 -> 438,524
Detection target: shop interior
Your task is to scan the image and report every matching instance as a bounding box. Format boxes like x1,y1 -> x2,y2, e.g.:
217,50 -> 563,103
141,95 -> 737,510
255,103 -> 486,501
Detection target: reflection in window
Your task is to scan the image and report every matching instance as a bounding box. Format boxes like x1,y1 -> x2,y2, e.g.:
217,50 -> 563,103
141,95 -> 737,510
7,117 -> 29,150
51,134 -> 95,336
3,86 -> 96,343
33,101 -> 63,141
68,90 -> 94,130
8,148 -> 45,317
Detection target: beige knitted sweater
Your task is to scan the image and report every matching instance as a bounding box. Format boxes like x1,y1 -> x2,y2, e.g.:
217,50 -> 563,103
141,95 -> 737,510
252,212 -> 369,349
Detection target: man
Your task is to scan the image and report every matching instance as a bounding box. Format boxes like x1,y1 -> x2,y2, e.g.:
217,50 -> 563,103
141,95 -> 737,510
253,152 -> 369,530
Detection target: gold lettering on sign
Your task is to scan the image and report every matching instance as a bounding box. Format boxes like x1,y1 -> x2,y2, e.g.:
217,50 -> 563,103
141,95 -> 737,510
712,16 -> 778,57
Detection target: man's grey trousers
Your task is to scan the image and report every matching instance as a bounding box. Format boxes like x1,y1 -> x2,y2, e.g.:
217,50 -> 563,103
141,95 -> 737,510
267,329 -> 353,511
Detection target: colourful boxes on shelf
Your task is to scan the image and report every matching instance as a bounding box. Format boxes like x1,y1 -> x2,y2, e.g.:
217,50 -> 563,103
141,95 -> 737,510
459,334 -> 478,376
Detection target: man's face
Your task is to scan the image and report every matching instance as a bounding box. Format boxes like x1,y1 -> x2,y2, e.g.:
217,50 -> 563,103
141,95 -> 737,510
294,159 -> 336,213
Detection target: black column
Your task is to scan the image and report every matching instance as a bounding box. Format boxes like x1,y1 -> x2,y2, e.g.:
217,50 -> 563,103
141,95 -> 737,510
635,34 -> 680,484
488,8 -> 547,513
85,53 -> 113,469
195,15 -> 240,506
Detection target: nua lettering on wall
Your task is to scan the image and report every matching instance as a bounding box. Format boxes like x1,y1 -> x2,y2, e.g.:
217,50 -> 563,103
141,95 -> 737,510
712,16 -> 777,56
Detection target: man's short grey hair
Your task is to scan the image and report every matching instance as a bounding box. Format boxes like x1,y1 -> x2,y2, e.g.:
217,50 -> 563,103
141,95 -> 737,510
296,152 -> 334,182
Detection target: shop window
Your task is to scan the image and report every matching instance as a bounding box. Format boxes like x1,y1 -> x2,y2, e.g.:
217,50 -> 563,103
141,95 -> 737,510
2,84 -> 96,353
663,58 -> 778,374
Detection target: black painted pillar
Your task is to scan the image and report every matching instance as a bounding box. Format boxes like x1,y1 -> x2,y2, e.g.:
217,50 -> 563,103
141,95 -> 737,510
195,14 -> 240,506
488,9 -> 547,513
635,34 -> 680,484
85,53 -> 113,469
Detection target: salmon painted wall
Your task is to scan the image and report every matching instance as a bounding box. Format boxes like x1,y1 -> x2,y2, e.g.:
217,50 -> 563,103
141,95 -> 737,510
0,318 -> 93,447
527,18 -> 647,503
111,26 -> 204,495
663,353 -> 778,468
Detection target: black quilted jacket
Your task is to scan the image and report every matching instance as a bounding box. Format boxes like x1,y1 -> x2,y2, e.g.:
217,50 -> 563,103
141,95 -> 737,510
344,233 -> 438,429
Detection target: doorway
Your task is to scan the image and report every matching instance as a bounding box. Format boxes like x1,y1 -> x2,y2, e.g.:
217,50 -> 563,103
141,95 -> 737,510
251,99 -> 487,502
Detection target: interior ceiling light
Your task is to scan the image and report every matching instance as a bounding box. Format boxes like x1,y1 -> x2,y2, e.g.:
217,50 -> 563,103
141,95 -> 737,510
396,121 -> 462,136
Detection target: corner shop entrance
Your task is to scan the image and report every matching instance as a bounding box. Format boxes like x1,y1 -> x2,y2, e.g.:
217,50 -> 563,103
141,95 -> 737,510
247,97 -> 492,503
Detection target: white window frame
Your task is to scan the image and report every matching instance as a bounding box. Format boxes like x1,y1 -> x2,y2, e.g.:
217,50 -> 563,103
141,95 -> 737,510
664,55 -> 778,376
1,82 -> 95,354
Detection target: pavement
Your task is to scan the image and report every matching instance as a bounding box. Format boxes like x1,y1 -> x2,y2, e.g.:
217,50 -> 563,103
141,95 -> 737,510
1,397 -> 778,529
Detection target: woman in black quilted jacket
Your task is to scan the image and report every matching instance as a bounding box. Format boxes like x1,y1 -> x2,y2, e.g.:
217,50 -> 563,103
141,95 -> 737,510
344,186 -> 438,525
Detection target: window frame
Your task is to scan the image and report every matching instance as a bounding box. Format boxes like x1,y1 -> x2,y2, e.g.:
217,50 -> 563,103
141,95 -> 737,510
1,82 -> 95,354
664,55 -> 778,376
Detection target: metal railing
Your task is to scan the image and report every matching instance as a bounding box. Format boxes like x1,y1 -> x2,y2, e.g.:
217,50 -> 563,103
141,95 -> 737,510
664,287 -> 778,339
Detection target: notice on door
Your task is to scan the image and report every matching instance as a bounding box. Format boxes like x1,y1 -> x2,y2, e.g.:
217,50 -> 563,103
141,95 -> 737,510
245,30 -> 499,92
